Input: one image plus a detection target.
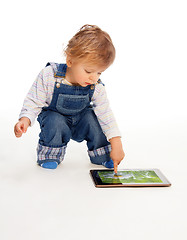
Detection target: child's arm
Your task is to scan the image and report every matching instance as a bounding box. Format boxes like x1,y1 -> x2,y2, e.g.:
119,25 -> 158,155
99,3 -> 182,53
18,66 -> 54,127
109,137 -> 125,173
92,84 -> 125,172
92,84 -> 121,140
14,117 -> 31,138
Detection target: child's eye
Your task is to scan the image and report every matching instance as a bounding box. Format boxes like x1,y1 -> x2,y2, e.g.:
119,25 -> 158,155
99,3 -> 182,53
85,69 -> 91,74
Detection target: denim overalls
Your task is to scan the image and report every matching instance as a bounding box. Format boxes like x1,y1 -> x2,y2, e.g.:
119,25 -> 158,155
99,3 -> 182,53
37,63 -> 111,167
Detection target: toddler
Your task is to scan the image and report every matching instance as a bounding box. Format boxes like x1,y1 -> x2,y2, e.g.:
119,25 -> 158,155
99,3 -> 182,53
14,24 -> 125,173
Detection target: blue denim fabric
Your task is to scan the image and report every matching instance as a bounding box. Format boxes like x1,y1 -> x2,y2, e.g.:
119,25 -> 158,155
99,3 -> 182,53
37,63 -> 111,166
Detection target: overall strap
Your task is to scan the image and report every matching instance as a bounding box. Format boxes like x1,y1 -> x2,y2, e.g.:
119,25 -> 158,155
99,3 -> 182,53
45,62 -> 67,78
54,64 -> 67,78
97,79 -> 105,86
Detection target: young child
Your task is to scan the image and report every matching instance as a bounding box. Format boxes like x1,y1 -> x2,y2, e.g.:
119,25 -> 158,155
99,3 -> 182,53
14,24 -> 125,173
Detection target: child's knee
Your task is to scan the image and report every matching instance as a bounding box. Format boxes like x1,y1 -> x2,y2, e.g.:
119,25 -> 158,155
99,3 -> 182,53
39,111 -> 71,145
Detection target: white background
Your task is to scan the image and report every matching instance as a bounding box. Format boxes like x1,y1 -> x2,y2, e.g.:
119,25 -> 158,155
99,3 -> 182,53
0,0 -> 187,239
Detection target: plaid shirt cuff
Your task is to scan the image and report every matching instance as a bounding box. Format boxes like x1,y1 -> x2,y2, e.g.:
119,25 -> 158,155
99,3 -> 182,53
37,143 -> 67,163
88,144 -> 111,158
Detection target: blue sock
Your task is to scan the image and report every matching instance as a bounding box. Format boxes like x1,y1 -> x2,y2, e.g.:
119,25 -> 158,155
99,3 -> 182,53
41,161 -> 58,169
102,160 -> 114,169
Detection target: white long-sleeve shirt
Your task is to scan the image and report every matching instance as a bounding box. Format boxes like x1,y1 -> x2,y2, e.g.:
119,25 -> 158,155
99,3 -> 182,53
19,64 -> 121,140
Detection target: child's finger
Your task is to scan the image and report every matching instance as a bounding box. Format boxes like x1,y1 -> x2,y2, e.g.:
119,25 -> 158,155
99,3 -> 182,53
16,132 -> 22,137
22,124 -> 27,133
14,124 -> 24,137
14,128 -> 22,137
17,125 -> 23,133
114,162 -> 118,174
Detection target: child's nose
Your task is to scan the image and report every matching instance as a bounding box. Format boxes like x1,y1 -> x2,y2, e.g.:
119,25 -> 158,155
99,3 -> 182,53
89,73 -> 98,82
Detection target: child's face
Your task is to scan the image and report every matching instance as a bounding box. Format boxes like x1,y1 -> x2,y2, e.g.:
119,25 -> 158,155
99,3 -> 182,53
66,60 -> 107,87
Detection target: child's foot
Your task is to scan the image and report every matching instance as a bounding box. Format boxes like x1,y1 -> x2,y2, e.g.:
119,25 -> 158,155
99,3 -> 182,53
102,159 -> 114,169
41,161 -> 58,169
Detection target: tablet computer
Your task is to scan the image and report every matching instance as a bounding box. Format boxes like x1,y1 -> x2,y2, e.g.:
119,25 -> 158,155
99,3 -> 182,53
90,169 -> 171,187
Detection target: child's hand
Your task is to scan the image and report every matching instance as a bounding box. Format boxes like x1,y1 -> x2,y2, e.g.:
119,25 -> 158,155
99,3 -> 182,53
109,137 -> 125,173
110,147 -> 125,173
14,117 -> 31,138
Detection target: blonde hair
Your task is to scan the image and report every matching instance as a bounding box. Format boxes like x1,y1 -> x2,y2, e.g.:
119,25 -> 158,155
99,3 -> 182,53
64,24 -> 115,67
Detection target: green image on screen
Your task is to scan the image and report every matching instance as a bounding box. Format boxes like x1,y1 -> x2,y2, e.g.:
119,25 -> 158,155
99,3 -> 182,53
98,170 -> 163,184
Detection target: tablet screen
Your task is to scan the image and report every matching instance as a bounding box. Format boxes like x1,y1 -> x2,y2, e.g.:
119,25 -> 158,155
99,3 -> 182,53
90,169 -> 172,187
97,170 -> 163,184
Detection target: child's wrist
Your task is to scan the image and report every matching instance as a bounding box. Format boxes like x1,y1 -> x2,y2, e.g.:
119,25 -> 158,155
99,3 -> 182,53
109,136 -> 122,147
20,117 -> 31,126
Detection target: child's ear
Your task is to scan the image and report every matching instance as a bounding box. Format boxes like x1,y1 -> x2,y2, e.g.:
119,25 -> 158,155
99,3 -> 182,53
66,56 -> 72,67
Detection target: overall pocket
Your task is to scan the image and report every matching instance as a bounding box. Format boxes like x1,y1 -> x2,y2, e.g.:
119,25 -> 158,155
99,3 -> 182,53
56,94 -> 89,115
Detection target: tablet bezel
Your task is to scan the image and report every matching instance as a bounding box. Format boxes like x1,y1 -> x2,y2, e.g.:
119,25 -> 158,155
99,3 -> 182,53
90,169 -> 171,187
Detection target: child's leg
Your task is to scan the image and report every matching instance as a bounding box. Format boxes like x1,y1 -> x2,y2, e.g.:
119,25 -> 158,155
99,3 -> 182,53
71,109 -> 114,169
37,110 -> 71,169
